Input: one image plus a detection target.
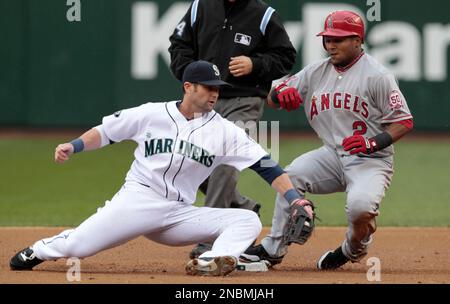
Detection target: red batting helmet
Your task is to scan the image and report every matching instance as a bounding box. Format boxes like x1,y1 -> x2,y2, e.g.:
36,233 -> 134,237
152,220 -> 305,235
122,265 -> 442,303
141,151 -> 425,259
316,10 -> 365,42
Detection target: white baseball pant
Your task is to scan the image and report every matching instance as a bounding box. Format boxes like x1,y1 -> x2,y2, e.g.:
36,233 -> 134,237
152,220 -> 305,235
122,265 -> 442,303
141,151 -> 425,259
32,181 -> 261,261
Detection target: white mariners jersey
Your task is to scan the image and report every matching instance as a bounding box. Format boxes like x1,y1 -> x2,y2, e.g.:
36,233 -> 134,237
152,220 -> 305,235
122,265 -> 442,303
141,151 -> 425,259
100,101 -> 267,204
285,52 -> 412,157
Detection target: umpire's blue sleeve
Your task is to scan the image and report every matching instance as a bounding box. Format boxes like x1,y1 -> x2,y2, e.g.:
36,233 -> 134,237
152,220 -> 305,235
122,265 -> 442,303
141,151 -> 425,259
249,155 -> 285,185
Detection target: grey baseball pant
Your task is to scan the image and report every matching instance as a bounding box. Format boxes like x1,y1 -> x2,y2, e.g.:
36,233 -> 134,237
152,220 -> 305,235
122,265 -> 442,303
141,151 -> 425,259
262,145 -> 393,261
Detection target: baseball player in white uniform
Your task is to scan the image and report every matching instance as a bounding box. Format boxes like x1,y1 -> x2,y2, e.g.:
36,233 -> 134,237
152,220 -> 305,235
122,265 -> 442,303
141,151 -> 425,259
10,60 -> 311,276
241,11 -> 414,269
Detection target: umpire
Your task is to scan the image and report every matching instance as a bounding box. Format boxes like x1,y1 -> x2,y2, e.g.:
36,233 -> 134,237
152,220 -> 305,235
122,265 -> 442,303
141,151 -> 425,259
169,0 -> 296,258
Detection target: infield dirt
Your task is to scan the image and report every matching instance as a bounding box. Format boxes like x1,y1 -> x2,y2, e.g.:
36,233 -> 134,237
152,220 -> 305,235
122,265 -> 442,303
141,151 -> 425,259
1,227 -> 449,284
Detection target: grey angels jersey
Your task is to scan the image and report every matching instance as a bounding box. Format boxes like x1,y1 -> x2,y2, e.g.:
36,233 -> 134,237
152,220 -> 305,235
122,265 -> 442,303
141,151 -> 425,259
285,53 -> 412,157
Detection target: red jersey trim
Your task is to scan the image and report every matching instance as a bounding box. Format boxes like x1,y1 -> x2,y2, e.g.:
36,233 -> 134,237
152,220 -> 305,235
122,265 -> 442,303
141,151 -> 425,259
392,119 -> 414,130
334,51 -> 365,73
381,114 -> 413,123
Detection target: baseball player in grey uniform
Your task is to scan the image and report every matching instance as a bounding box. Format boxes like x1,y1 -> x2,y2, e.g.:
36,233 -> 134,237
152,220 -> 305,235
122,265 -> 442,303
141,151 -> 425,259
241,10 -> 414,269
10,61 -> 311,276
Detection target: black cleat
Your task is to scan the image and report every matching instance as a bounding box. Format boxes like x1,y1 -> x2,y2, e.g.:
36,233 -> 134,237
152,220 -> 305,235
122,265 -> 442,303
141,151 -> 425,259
239,244 -> 284,267
189,243 -> 213,259
252,203 -> 262,217
10,247 -> 44,271
317,246 -> 350,270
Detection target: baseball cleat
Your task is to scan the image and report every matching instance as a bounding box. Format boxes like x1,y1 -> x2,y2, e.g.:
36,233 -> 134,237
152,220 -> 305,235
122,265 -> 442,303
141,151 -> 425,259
10,247 -> 44,271
185,256 -> 237,276
252,203 -> 262,217
239,244 -> 284,267
317,246 -> 350,270
189,243 -> 213,259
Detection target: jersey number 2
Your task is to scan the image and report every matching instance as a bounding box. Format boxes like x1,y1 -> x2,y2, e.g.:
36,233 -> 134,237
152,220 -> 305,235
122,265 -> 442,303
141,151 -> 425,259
352,121 -> 367,135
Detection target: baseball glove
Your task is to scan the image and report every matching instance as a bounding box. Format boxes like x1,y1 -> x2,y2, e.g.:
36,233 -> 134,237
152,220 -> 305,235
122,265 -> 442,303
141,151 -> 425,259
284,199 -> 316,245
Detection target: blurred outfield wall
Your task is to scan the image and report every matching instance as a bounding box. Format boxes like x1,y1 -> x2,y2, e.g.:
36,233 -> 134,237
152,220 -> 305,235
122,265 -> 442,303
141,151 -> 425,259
1,0 -> 449,130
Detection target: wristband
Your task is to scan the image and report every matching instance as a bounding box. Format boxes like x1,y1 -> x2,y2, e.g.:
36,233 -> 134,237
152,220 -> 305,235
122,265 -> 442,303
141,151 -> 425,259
70,138 -> 84,153
370,132 -> 393,152
284,188 -> 301,204
270,88 -> 280,104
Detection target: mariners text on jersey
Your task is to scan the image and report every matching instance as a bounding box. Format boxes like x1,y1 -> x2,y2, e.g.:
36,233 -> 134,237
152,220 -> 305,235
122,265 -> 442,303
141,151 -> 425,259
100,101 -> 267,203
145,138 -> 215,167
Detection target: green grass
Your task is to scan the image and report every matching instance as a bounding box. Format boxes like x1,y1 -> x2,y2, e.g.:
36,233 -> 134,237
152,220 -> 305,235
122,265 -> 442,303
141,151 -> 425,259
1,137 -> 449,226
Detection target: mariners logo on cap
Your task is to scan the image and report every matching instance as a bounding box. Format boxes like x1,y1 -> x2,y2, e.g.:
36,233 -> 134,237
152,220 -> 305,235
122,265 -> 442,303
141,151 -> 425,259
212,64 -> 220,76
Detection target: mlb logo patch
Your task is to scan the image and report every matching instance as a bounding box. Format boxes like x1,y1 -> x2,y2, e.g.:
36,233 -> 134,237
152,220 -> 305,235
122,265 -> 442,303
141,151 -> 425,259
234,33 -> 251,46
389,90 -> 403,110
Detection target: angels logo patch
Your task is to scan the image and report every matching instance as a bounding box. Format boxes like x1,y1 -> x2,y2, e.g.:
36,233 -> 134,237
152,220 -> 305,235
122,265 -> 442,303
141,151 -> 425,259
389,90 -> 403,110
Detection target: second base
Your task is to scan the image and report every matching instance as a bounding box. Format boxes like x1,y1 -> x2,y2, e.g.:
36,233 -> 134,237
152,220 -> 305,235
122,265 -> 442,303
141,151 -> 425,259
236,260 -> 269,272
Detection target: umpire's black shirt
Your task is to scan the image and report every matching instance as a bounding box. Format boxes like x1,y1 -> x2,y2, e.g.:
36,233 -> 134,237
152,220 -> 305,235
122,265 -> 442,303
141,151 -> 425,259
169,0 -> 296,98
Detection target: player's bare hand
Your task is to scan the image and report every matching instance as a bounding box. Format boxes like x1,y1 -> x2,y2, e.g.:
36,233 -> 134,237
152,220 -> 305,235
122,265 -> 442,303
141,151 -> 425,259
229,56 -> 253,77
55,143 -> 74,163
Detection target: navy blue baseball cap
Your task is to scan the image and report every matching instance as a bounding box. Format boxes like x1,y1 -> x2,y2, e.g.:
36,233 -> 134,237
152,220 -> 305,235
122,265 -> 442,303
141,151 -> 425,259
182,60 -> 231,87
